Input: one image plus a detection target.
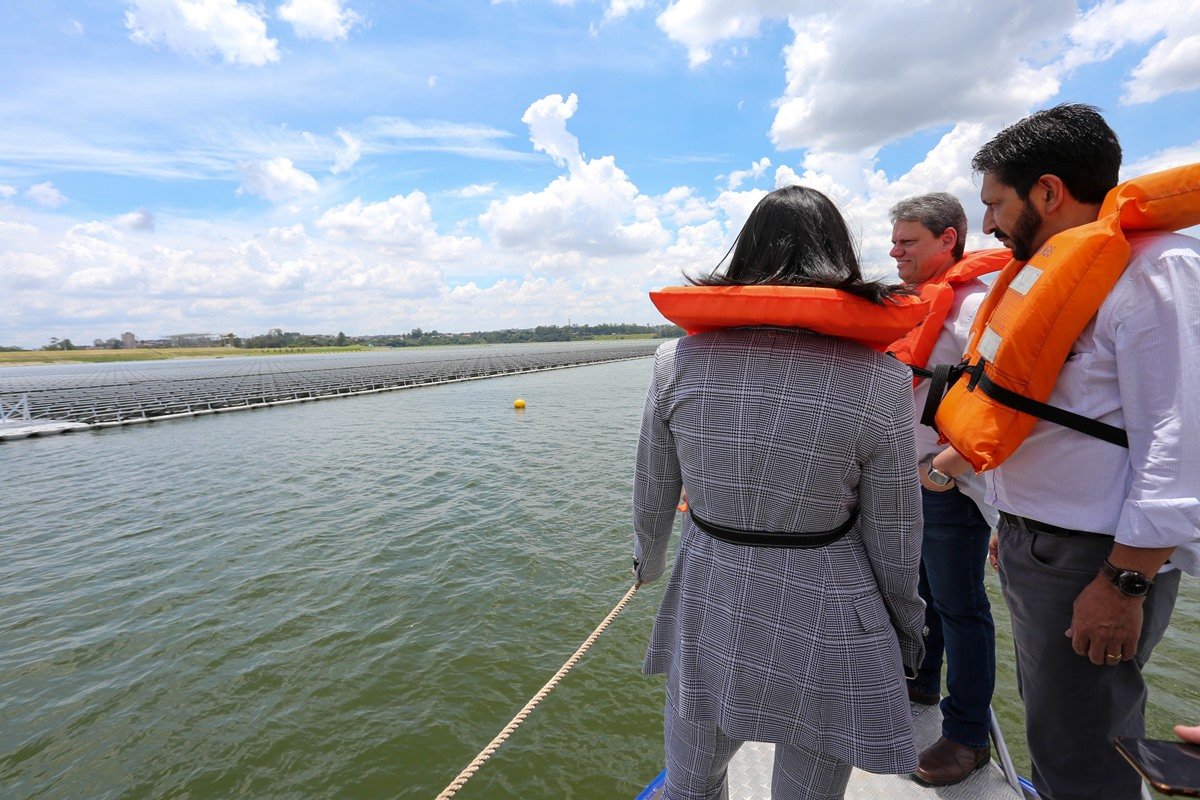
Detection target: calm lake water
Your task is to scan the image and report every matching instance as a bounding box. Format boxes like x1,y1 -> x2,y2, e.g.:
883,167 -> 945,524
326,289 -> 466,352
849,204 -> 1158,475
2,346 -> 1198,799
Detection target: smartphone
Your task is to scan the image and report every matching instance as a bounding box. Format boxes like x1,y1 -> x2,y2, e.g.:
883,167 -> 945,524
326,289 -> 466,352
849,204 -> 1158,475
1113,736 -> 1200,797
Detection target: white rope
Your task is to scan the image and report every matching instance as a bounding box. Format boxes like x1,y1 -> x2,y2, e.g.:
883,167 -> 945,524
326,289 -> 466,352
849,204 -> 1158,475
434,582 -> 642,799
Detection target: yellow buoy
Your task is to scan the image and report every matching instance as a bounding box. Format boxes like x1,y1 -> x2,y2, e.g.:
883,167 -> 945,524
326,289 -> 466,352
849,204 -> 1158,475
513,398 -> 526,409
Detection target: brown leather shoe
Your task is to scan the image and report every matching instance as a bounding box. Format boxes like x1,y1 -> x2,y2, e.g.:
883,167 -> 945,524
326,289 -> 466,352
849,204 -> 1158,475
911,736 -> 990,786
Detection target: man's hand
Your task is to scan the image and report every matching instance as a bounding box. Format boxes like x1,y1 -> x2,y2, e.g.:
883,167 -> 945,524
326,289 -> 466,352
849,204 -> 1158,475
1066,575 -> 1144,665
988,531 -> 1000,570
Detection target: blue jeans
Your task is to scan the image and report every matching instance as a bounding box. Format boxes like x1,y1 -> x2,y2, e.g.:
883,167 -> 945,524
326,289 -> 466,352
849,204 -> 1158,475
909,486 -> 995,749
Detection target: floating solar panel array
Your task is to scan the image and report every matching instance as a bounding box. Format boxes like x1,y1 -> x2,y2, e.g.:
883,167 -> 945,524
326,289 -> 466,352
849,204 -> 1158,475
0,341 -> 663,431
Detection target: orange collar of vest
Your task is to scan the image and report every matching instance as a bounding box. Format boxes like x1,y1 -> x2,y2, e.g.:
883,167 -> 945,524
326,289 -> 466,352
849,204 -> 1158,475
649,285 -> 930,351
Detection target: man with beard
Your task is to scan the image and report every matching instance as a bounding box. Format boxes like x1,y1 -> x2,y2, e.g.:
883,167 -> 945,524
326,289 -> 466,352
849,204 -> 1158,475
934,103 -> 1200,799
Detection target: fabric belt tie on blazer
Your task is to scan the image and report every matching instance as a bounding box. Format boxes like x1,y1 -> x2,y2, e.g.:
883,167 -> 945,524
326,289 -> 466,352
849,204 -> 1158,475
997,510 -> 1111,540
689,508 -> 857,548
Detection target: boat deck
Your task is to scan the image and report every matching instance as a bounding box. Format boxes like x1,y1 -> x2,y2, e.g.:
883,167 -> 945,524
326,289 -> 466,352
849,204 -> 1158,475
638,701 -> 1031,799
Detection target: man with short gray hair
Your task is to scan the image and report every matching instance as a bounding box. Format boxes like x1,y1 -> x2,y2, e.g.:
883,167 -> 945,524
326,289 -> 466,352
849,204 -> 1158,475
889,192 -> 1000,786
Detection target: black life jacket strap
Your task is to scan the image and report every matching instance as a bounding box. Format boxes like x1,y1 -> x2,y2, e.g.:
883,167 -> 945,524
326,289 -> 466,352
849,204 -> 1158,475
973,369 -> 1129,448
916,357 -> 1130,449
689,508 -> 857,549
920,360 -> 966,431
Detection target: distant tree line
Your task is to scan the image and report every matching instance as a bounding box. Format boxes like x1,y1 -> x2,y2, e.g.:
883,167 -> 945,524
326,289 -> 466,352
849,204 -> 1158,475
237,328 -> 350,348
25,324 -> 682,352
41,337 -> 80,351
238,323 -> 682,348
362,323 -> 683,347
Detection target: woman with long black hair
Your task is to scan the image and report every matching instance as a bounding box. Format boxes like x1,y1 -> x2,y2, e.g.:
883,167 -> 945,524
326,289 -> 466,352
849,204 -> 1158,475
634,185 -> 925,799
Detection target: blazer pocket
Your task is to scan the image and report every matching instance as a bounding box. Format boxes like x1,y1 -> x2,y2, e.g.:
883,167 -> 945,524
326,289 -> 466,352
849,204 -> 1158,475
852,593 -> 889,633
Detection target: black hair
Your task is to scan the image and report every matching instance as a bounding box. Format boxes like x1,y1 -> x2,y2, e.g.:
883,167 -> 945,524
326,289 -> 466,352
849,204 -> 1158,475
690,185 -> 912,304
971,103 -> 1121,203
889,192 -> 968,260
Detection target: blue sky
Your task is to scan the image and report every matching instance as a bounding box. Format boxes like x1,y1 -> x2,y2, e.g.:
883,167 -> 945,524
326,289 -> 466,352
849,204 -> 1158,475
1,0 -> 1198,348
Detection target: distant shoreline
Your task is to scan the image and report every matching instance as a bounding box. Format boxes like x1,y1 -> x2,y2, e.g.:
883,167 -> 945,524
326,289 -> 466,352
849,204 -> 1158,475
0,345 -> 374,368
0,336 -> 667,368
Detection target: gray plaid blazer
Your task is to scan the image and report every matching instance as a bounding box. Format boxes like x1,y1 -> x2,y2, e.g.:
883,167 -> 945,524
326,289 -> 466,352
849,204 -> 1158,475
633,327 -> 925,773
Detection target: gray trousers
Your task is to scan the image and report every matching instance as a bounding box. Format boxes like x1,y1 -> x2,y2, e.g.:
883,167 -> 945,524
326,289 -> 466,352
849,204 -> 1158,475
997,517 -> 1180,800
663,696 -> 852,800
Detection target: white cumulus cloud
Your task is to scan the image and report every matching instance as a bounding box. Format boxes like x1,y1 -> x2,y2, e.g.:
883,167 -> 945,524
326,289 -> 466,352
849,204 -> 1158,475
316,192 -> 482,261
1063,0 -> 1200,104
0,185 -> 16,198
657,1 -> 1070,159
0,220 -> 39,235
1125,33 -> 1200,103
1123,140 -> 1200,178
276,0 -> 363,41
268,223 -> 308,242
522,93 -> 583,169
454,183 -> 497,197
0,251 -> 64,291
115,209 -> 157,231
125,0 -> 280,66
478,93 -> 671,264
653,186 -> 716,226
772,3 -> 1067,155
604,0 -> 648,22
331,129 -> 361,174
237,158 -> 320,202
317,192 -> 435,246
724,156 -> 771,190
26,182 -> 69,208
656,0 -> 780,67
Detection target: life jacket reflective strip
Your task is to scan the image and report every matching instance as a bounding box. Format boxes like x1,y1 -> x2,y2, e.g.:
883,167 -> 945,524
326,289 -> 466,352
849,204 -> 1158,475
648,285 -> 930,351
931,162 -> 1200,472
887,249 -> 1011,376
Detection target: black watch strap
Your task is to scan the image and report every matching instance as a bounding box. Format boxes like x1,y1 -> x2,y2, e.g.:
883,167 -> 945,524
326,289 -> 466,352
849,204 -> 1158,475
1099,558 -> 1154,597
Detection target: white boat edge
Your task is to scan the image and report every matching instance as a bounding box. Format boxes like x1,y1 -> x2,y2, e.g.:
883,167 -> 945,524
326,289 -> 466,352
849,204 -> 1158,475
635,701 -> 1038,800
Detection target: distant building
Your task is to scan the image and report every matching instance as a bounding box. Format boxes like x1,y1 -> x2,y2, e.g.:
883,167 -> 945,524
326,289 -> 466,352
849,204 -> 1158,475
121,332 -> 137,349
168,333 -> 219,347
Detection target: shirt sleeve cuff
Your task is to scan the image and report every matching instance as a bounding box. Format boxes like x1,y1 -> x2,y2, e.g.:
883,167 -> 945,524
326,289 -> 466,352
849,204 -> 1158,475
1117,498 -> 1200,575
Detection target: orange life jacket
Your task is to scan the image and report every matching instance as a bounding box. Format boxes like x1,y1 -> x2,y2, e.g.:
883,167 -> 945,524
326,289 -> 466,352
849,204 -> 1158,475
931,163 -> 1200,472
649,285 -> 930,351
887,248 -> 1011,373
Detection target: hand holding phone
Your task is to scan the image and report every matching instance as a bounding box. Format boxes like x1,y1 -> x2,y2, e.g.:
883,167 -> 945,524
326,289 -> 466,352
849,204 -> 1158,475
1114,736 -> 1200,797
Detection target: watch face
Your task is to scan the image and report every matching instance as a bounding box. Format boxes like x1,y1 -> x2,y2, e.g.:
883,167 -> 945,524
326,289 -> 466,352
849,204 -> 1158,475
1118,573 -> 1151,596
927,467 -> 952,486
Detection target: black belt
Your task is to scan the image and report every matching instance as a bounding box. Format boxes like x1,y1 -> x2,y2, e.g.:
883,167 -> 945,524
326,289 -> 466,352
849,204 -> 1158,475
689,508 -> 857,549
998,510 -> 1111,539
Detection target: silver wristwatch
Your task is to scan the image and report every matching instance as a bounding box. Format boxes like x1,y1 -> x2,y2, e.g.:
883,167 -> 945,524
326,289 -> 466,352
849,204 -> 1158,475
926,466 -> 954,487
